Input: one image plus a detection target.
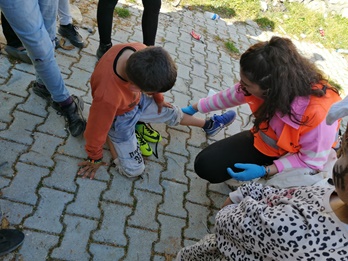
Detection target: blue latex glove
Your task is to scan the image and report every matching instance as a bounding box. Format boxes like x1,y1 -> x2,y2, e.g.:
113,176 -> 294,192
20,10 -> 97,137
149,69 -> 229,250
181,105 -> 198,115
227,163 -> 266,181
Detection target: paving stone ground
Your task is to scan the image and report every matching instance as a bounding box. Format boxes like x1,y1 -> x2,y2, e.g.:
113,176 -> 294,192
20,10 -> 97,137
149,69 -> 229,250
1,1 -> 348,260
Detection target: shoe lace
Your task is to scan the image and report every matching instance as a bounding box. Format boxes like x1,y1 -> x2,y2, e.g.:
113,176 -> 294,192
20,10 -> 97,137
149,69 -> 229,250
70,24 -> 80,35
144,124 -> 159,158
143,123 -> 155,135
136,131 -> 147,146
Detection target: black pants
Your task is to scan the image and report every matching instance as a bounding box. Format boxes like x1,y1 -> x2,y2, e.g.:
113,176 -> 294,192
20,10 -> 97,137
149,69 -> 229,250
97,0 -> 161,46
194,130 -> 278,183
1,12 -> 22,48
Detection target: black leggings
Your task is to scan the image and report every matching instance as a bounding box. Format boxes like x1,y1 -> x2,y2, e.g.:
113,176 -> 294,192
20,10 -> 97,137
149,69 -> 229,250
1,12 -> 22,48
97,0 -> 161,46
194,131 -> 278,183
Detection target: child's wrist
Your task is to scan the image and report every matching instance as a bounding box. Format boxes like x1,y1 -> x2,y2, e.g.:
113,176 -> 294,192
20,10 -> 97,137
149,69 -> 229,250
87,157 -> 103,164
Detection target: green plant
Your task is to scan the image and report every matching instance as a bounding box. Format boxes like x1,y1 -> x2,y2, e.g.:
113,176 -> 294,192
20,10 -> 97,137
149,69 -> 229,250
114,7 -> 130,18
182,0 -> 348,50
225,41 -> 239,54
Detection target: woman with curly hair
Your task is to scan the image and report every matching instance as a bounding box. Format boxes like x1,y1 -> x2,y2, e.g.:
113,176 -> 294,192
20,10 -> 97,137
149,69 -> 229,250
176,100 -> 348,261
182,36 -> 342,188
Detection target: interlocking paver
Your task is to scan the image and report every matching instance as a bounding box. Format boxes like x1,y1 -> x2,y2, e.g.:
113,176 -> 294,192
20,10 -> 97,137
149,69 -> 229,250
1,1 -> 348,260
124,227 -> 157,260
90,244 -> 125,261
2,163 -> 50,204
159,180 -> 187,218
19,133 -> 64,167
66,178 -> 106,218
0,200 -> 33,225
155,214 -> 186,255
93,202 -> 132,246
19,230 -> 59,261
128,189 -> 162,230
24,187 -> 73,233
42,155 -> 79,192
51,215 -> 98,260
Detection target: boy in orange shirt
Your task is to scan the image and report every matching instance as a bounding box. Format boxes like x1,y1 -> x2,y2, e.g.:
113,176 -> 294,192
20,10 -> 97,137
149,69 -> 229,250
78,43 -> 236,179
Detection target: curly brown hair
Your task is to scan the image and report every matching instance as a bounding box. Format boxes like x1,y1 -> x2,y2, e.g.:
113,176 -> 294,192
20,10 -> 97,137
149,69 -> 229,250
240,36 -> 339,131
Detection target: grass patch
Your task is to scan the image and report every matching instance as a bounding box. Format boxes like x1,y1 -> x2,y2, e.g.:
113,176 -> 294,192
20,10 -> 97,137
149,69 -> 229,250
114,7 -> 130,18
181,0 -> 348,50
224,41 -> 239,54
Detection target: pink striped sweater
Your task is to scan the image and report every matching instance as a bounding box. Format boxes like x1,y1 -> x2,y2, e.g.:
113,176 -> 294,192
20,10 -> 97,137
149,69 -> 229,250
197,83 -> 339,172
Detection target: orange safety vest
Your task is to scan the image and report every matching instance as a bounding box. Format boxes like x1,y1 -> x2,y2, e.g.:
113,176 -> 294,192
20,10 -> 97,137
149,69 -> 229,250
245,83 -> 342,157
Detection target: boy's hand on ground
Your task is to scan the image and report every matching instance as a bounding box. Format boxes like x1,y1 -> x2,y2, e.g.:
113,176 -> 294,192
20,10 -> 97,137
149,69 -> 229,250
77,160 -> 107,180
227,163 -> 266,181
156,101 -> 173,114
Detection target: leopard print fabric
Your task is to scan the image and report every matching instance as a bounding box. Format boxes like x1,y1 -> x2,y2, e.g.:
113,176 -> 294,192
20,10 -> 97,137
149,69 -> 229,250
177,183 -> 348,261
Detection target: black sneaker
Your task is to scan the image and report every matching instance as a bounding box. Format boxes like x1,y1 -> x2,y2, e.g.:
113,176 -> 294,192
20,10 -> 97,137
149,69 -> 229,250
58,24 -> 84,48
0,229 -> 25,257
96,43 -> 112,60
32,81 -> 51,100
32,82 -> 60,111
59,95 -> 86,137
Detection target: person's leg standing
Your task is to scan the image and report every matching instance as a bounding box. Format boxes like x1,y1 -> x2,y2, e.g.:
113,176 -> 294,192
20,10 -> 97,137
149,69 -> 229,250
141,0 -> 161,46
96,0 -> 118,59
57,0 -> 85,48
1,12 -> 32,64
0,0 -> 86,137
0,0 -> 69,103
194,131 -> 277,183
1,13 -> 22,48
58,0 -> 72,26
39,0 -> 58,42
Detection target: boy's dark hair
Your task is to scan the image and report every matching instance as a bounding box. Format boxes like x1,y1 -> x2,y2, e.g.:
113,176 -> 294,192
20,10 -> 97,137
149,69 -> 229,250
125,46 -> 177,93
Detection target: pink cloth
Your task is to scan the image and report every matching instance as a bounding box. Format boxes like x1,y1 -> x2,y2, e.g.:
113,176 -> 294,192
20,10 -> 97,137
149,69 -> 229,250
197,83 -> 339,172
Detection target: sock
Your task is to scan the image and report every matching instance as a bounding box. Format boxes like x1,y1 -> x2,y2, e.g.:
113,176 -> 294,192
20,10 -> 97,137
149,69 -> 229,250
59,96 -> 73,108
203,119 -> 213,129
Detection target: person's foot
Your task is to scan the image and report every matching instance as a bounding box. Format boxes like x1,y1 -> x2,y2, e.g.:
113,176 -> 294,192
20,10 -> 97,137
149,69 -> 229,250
96,43 -> 112,60
32,82 -> 60,111
135,123 -> 162,143
136,130 -> 152,156
54,37 -> 60,49
59,96 -> 86,137
203,110 -> 237,136
32,82 -> 51,100
4,45 -> 32,64
0,229 -> 25,257
58,24 -> 85,48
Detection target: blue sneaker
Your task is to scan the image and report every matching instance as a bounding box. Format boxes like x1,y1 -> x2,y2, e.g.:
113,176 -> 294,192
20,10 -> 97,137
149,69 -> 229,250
203,110 -> 236,136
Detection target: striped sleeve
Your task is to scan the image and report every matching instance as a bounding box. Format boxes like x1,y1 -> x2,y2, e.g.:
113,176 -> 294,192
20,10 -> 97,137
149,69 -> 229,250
197,83 -> 246,113
274,120 -> 339,172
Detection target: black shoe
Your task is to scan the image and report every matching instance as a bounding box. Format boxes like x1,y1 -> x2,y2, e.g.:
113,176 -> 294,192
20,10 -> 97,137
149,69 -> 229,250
0,229 -> 25,257
58,24 -> 84,48
60,95 -> 86,137
96,43 -> 112,60
32,82 -> 60,111
32,81 -> 51,100
54,37 -> 60,49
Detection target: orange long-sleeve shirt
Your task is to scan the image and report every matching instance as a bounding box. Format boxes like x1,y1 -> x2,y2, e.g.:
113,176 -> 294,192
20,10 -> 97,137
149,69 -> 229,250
84,43 -> 164,160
